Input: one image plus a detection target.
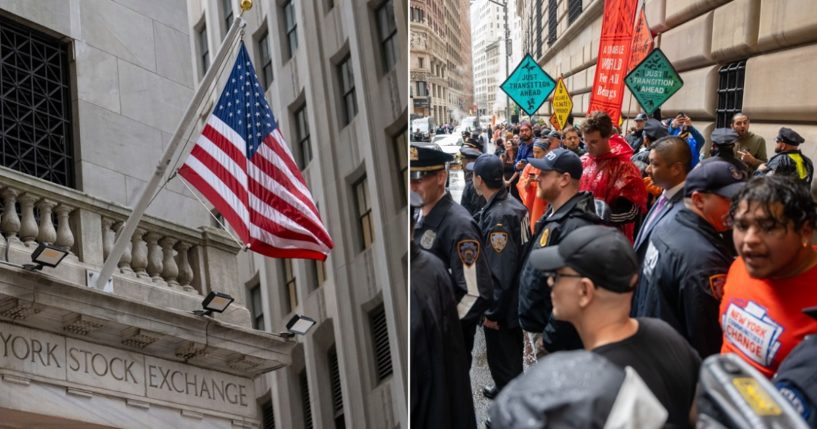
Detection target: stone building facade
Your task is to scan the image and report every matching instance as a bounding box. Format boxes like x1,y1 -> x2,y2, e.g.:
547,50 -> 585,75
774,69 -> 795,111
518,0 -> 817,161
187,0 -> 408,428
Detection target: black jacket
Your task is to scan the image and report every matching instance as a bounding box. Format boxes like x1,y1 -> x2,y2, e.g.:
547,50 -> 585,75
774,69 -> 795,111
701,153 -> 752,180
414,192 -> 493,324
461,172 -> 487,216
410,242 -> 477,429
477,188 -> 527,328
635,208 -> 736,358
760,149 -> 814,185
626,129 -> 644,152
518,191 -> 601,351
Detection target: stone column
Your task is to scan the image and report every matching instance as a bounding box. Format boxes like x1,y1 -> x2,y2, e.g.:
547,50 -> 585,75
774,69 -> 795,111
35,199 -> 57,244
145,232 -> 163,283
18,194 -> 38,246
159,237 -> 179,288
1,188 -> 20,244
131,228 -> 148,278
115,222 -> 133,274
175,241 -> 195,293
54,204 -> 74,252
101,218 -> 115,260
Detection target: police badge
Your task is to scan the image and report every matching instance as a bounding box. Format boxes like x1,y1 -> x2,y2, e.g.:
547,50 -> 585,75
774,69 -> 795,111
420,229 -> 436,249
489,231 -> 508,253
708,274 -> 727,300
538,228 -> 550,248
457,240 -> 480,266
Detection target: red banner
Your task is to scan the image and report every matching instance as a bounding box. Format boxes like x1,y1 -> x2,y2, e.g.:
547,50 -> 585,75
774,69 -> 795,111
628,7 -> 654,73
587,0 -> 638,124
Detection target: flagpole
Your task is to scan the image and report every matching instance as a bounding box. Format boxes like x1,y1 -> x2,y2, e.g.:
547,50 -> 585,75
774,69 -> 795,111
94,16 -> 247,290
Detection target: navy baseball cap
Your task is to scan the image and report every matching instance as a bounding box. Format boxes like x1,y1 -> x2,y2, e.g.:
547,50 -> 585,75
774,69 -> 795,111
684,160 -> 747,198
466,153 -> 504,188
529,225 -> 639,293
527,148 -> 583,180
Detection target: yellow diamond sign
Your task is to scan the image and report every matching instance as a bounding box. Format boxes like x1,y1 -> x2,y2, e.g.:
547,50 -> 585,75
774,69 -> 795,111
551,78 -> 573,131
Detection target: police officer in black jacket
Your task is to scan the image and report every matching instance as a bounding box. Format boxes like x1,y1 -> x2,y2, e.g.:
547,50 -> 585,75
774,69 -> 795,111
517,149 -> 601,355
701,128 -> 751,179
461,146 -> 487,216
410,144 -> 494,368
757,127 -> 814,186
636,160 -> 745,358
467,154 -> 527,400
410,192 -> 477,429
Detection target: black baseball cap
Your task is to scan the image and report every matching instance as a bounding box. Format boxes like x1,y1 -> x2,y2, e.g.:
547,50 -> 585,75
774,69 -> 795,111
711,128 -> 739,146
684,160 -> 747,198
527,148 -> 583,180
410,144 -> 453,180
643,119 -> 669,141
466,153 -> 504,188
529,225 -> 639,293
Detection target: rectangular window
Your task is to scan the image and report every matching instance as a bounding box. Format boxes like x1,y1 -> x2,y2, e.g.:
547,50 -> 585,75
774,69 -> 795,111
395,128 -> 407,204
222,0 -> 234,36
294,105 -> 312,168
258,31 -> 273,89
284,259 -> 298,312
0,14 -> 74,187
337,56 -> 358,126
199,25 -> 210,75
261,398 -> 276,429
249,285 -> 265,330
417,81 -> 428,97
354,176 -> 374,250
300,370 -> 313,429
716,60 -> 747,128
328,347 -> 345,428
369,303 -> 392,383
284,0 -> 298,60
376,0 -> 398,72
547,0 -> 557,45
568,0 -> 582,25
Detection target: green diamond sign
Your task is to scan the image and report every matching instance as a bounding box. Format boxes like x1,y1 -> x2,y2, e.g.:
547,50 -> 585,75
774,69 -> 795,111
625,48 -> 684,115
500,54 -> 556,117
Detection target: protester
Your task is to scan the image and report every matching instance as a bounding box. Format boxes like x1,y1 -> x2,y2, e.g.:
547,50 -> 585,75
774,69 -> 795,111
721,175 -> 817,378
518,149 -> 598,356
498,139 -> 520,199
468,154 -> 527,403
579,111 -> 648,242
513,121 -> 535,174
667,112 -> 706,168
635,160 -> 745,358
410,145 -> 493,368
562,126 -> 585,156
731,113 -> 767,171
546,130 -> 562,150
626,112 -> 648,151
410,192 -> 477,429
516,140 -> 549,233
529,225 -> 701,428
757,127 -> 814,186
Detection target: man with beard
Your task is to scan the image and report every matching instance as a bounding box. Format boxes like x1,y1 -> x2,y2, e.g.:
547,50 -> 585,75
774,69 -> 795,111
513,121 -> 535,175
732,113 -> 767,171
518,149 -> 600,356
757,127 -> 814,186
579,111 -> 648,242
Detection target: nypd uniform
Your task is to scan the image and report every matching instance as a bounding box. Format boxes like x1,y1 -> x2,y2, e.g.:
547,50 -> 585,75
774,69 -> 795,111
411,145 -> 493,367
760,127 -> 814,186
460,146 -> 487,216
700,128 -> 751,179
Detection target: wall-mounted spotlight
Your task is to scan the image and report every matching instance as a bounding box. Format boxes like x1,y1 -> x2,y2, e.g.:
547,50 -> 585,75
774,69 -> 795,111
280,314 -> 317,338
23,243 -> 69,271
193,291 -> 234,317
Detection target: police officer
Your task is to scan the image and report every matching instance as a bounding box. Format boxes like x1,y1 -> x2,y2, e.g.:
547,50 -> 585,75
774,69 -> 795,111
631,119 -> 670,167
701,128 -> 751,179
410,144 -> 493,368
518,149 -> 601,355
635,160 -> 745,358
467,154 -> 527,400
409,192 -> 477,429
757,127 -> 814,186
460,146 -> 487,216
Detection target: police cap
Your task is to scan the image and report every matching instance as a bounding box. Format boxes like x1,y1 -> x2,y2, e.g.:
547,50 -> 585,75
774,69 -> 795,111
643,119 -> 669,141
410,144 -> 452,180
684,160 -> 747,198
460,146 -> 482,159
710,128 -> 739,146
776,127 -> 805,146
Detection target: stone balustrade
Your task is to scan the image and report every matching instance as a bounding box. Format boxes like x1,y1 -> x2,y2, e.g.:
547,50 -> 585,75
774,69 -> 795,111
0,165 -> 243,303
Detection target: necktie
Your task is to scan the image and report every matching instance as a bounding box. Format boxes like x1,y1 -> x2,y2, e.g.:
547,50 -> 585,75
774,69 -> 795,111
643,195 -> 668,232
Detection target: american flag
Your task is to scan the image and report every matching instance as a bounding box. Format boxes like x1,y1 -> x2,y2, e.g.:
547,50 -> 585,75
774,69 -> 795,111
179,42 -> 334,260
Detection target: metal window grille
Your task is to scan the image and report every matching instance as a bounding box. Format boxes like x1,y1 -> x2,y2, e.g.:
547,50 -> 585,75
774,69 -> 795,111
338,56 -> 358,125
535,0 -> 544,58
222,0 -> 233,36
198,25 -> 209,74
369,304 -> 392,382
258,31 -> 273,89
0,14 -> 74,187
354,176 -> 373,250
294,105 -> 311,168
377,0 -> 398,72
716,60 -> 746,128
568,0 -> 582,25
261,399 -> 276,429
284,259 -> 297,312
283,0 -> 298,60
328,347 -> 345,428
300,370 -> 313,429
250,285 -> 264,330
547,0 -> 557,45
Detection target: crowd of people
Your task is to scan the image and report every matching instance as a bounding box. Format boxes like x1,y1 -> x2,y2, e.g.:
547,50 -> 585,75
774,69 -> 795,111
409,110 -> 817,428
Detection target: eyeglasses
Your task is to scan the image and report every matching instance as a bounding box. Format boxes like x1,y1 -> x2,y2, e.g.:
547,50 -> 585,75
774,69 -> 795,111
545,271 -> 584,287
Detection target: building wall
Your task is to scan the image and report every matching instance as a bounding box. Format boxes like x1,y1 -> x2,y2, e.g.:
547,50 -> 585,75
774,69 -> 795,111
188,0 -> 408,428
522,0 -> 817,162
